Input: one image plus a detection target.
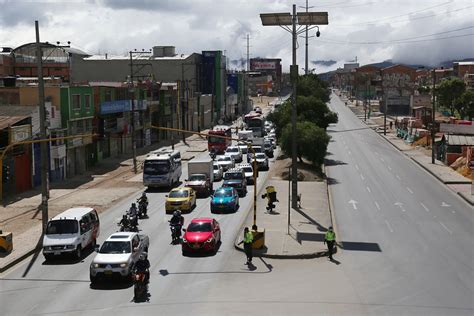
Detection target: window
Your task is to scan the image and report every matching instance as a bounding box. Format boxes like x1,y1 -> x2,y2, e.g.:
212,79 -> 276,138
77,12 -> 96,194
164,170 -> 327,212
84,94 -> 91,109
72,94 -> 81,110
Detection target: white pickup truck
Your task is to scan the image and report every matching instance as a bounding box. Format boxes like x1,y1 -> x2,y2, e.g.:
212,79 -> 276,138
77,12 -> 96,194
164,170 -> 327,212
89,232 -> 149,283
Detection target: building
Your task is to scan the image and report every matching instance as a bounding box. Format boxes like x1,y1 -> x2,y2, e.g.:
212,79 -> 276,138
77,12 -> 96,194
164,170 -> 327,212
380,64 -> 416,115
249,58 -> 282,95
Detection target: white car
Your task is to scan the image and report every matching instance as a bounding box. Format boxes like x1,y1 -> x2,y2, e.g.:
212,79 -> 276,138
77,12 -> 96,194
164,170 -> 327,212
264,136 -> 276,149
89,232 -> 149,283
254,153 -> 269,171
216,155 -> 235,171
213,162 -> 224,181
238,142 -> 248,154
225,146 -> 243,163
239,163 -> 256,184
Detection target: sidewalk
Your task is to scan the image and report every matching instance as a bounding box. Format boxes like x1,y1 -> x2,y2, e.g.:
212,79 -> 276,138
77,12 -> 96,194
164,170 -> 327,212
234,177 -> 334,259
345,96 -> 473,206
0,132 -> 209,273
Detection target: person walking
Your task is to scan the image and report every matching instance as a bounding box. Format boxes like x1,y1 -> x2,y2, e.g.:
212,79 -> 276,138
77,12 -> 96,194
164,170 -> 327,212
324,226 -> 336,260
238,227 -> 254,265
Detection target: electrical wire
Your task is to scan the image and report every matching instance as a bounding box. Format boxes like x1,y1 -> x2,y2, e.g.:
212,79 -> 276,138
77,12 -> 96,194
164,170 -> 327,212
318,32 -> 474,45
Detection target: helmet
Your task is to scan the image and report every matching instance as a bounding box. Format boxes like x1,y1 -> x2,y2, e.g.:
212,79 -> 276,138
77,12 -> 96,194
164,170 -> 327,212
132,203 -> 136,208
173,210 -> 179,217
122,214 -> 127,220
142,192 -> 146,197
139,252 -> 148,260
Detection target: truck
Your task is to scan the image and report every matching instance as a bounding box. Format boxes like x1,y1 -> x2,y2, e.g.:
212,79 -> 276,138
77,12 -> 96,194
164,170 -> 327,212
184,157 -> 214,197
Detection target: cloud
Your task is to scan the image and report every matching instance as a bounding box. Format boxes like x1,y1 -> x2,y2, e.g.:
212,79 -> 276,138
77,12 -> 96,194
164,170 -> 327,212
0,1 -> 50,27
98,0 -> 193,11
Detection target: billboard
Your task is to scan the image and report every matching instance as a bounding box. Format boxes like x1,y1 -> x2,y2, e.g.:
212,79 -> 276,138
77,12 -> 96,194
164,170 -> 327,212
251,61 -> 277,70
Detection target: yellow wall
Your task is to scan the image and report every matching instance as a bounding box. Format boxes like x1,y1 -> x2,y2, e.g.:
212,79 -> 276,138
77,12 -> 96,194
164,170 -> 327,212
19,86 -> 61,107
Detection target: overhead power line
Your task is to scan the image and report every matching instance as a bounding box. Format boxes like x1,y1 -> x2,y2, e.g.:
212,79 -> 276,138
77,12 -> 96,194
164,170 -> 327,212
318,32 -> 474,45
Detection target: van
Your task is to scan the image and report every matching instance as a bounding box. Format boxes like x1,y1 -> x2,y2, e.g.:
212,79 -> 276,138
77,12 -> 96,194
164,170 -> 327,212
42,207 -> 100,260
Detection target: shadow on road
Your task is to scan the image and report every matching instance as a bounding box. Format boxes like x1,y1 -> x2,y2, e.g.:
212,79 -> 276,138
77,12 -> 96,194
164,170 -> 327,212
339,241 -> 382,252
324,159 -> 347,166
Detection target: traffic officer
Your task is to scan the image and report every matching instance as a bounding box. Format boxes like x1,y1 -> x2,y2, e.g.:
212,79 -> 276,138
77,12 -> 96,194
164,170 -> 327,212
238,227 -> 254,265
324,226 -> 336,260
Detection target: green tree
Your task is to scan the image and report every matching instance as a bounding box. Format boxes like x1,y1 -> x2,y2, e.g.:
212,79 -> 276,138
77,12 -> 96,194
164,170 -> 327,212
457,90 -> 474,120
280,121 -> 330,166
297,74 -> 330,102
436,78 -> 466,116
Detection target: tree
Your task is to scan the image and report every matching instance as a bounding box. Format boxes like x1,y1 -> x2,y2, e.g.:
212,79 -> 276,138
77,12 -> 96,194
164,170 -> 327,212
457,90 -> 474,120
436,78 -> 466,116
280,121 -> 330,166
297,74 -> 330,102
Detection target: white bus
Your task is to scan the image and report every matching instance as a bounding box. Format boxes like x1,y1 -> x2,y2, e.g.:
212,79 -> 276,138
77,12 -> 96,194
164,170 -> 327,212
143,149 -> 182,188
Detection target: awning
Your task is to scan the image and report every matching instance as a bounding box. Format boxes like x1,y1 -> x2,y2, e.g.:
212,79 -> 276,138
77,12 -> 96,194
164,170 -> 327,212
446,135 -> 474,146
0,116 -> 30,130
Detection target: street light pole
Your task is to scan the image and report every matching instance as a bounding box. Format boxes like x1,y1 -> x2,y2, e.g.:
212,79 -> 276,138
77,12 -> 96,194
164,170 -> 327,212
291,4 -> 298,209
432,68 -> 436,164
129,51 -> 138,173
35,20 -> 49,236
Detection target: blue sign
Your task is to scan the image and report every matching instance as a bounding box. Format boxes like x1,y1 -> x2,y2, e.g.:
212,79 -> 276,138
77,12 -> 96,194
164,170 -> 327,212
100,100 -> 131,115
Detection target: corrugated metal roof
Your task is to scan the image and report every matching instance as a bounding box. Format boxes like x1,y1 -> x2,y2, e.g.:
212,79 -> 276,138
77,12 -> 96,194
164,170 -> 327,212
0,115 -> 30,130
447,135 -> 474,146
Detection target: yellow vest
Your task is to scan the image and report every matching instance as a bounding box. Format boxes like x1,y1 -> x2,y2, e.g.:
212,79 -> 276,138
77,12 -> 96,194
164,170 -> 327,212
325,230 -> 335,241
244,231 -> 254,244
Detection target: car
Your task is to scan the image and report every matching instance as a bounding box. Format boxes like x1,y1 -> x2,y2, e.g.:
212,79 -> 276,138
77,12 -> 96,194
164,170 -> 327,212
184,173 -> 212,197
222,167 -> 247,196
89,232 -> 149,283
247,145 -> 263,163
210,187 -> 239,213
165,187 -> 197,213
254,152 -> 269,171
182,218 -> 221,255
253,106 -> 262,114
265,136 -> 276,149
216,155 -> 235,171
238,142 -> 249,154
213,162 -> 223,182
225,146 -> 243,163
238,163 -> 256,184
263,140 -> 274,158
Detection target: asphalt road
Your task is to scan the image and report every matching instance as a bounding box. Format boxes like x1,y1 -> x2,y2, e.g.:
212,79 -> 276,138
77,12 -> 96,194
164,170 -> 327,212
325,92 -> 474,315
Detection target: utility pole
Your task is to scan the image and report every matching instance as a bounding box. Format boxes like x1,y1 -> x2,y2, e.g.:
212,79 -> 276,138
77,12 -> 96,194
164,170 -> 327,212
291,4 -> 298,209
129,51 -> 138,173
304,0 -> 309,75
431,68 -> 436,164
35,20 -> 49,237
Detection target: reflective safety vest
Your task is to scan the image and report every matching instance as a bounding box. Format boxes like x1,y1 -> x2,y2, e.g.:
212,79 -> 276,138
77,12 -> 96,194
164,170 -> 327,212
266,186 -> 275,194
325,230 -> 335,242
244,231 -> 254,244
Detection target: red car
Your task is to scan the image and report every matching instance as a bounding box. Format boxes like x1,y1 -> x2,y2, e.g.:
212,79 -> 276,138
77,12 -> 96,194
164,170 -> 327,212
182,218 -> 221,255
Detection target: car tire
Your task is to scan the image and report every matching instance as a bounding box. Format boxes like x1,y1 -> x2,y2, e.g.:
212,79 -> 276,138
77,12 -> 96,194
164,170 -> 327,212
90,274 -> 98,284
75,245 -> 82,260
44,253 -> 54,261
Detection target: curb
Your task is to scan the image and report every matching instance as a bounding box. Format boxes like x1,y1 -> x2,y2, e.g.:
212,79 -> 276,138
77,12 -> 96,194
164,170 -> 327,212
0,247 -> 38,273
324,164 -> 340,256
457,191 -> 474,206
233,243 -> 328,259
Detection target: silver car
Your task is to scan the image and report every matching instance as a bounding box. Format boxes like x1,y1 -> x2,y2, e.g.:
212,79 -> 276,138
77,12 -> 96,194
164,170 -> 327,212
213,162 -> 223,181
225,146 -> 243,163
254,153 -> 269,171
216,155 -> 235,171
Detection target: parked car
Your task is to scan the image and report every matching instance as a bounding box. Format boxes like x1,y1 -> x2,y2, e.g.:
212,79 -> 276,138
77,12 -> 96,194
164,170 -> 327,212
182,218 -> 221,255
222,167 -> 247,196
165,187 -> 197,214
43,207 -> 100,260
210,187 -> 239,213
213,162 -> 223,182
263,140 -> 274,158
238,163 -> 256,184
89,232 -> 149,283
254,153 -> 269,171
216,155 -> 235,171
225,146 -> 243,163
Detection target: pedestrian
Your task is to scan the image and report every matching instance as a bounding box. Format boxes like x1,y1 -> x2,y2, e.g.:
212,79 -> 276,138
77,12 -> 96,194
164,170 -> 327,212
390,121 -> 393,129
238,227 -> 254,265
324,226 -> 336,260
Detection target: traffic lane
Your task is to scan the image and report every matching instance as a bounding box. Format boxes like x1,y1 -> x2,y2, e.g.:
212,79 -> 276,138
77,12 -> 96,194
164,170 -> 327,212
0,151 -> 275,314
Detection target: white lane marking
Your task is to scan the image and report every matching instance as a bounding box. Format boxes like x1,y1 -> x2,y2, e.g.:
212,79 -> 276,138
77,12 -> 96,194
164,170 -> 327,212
375,151 -> 379,155
385,220 -> 394,232
374,201 -> 381,210
439,221 -> 453,234
452,210 -> 456,214
348,151 -> 352,155
387,166 -> 392,171
420,202 -> 430,212
395,202 -> 406,212
355,164 -> 360,171
406,187 -> 414,194
380,158 -> 385,162
360,174 -> 365,180
366,186 -> 371,193
396,175 -> 401,180
441,202 -> 451,207
348,200 -> 358,210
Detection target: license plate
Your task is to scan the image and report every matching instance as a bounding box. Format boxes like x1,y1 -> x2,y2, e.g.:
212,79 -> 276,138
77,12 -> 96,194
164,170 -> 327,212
104,270 -> 113,275
53,251 -> 61,255
219,205 -> 225,208
192,243 -> 200,249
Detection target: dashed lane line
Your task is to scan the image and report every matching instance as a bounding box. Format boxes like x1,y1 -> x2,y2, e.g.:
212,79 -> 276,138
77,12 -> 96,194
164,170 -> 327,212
355,164 -> 359,171
439,221 -> 453,234
396,175 -> 401,180
406,187 -> 414,194
374,201 -> 380,210
385,220 -> 394,233
366,186 -> 371,193
360,174 -> 365,180
420,202 -> 430,212
387,166 -> 392,171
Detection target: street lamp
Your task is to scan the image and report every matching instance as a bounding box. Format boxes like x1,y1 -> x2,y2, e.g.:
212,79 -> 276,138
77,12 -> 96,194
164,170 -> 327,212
260,5 -> 328,209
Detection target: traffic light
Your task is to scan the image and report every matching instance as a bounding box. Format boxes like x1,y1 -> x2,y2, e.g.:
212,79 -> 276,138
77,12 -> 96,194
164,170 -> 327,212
3,165 -> 11,182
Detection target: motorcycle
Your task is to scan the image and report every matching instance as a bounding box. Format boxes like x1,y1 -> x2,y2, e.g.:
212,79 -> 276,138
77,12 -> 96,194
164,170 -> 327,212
137,200 -> 148,219
169,223 -> 182,244
209,149 -> 217,160
133,271 -> 148,302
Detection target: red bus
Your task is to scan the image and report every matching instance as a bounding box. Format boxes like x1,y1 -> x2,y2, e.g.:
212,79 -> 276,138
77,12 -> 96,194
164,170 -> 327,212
208,125 -> 232,154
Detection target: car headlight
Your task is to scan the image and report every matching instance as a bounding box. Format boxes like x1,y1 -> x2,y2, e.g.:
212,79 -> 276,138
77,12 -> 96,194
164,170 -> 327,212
92,263 -> 99,268
66,245 -> 75,249
205,237 -> 215,244
120,263 -> 128,268
182,238 -> 188,243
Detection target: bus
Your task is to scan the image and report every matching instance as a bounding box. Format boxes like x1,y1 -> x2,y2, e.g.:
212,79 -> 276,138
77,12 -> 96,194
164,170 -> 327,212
244,111 -> 261,125
247,116 -> 265,137
143,149 -> 182,188
208,125 -> 232,154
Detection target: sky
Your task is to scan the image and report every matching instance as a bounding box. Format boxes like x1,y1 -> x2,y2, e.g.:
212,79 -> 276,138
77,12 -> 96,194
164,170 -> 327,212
0,0 -> 473,73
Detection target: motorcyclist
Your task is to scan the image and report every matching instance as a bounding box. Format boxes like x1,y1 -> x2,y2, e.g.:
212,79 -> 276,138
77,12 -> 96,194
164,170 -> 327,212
169,210 -> 184,242
134,252 -> 150,282
209,148 -> 217,160
127,203 -> 138,228
137,192 -> 148,217
262,185 -> 279,212
118,214 -> 130,231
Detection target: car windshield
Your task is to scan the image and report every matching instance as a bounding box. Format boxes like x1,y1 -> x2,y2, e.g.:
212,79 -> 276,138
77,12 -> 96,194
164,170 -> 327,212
187,222 -> 213,232
144,160 -> 170,175
214,189 -> 233,197
209,136 -> 226,143
224,172 -> 243,180
99,241 -> 131,254
218,156 -> 231,162
226,147 -> 238,153
46,220 -> 78,235
213,164 -> 220,170
243,167 -> 253,173
169,190 -> 189,198
189,174 -> 206,181
256,153 -> 266,159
